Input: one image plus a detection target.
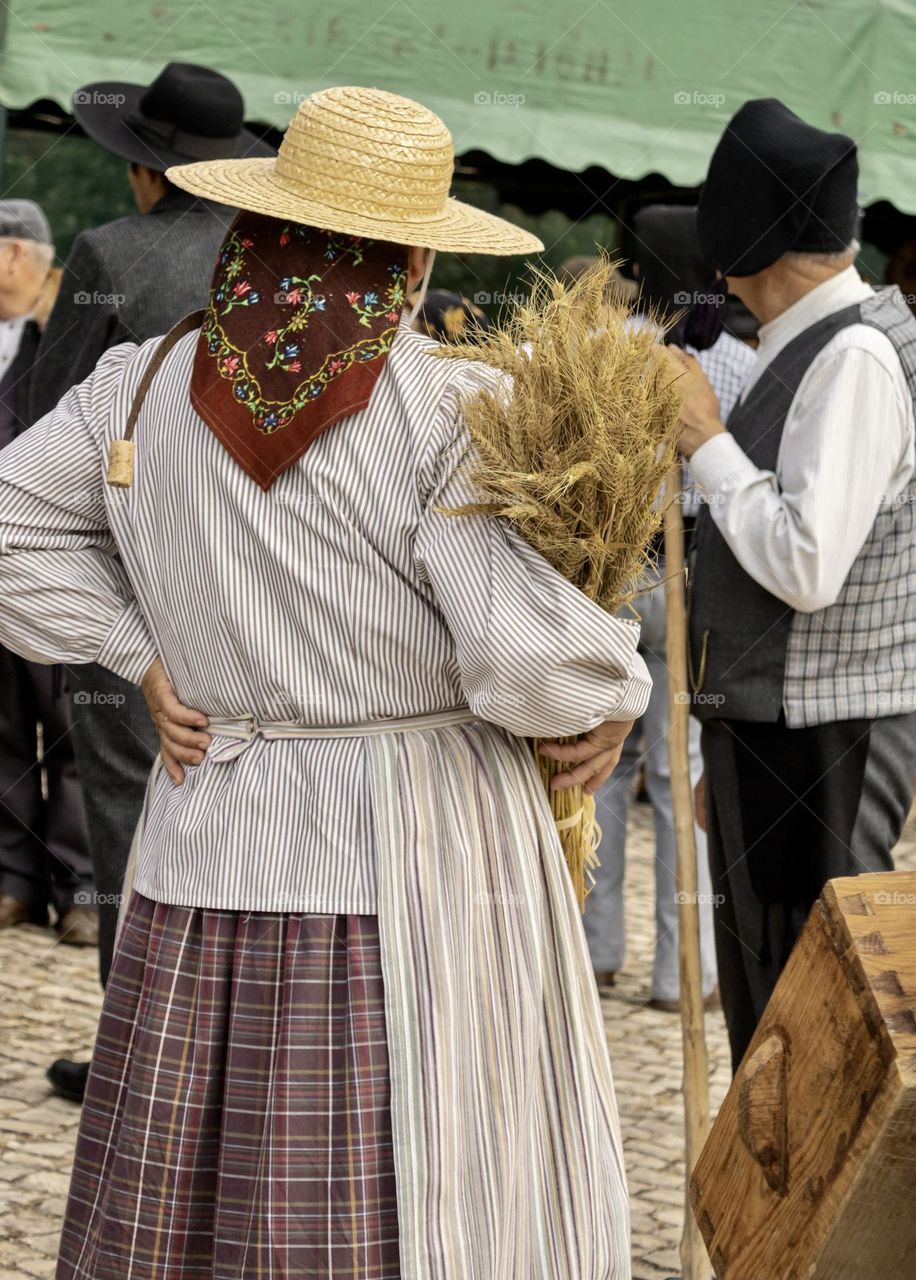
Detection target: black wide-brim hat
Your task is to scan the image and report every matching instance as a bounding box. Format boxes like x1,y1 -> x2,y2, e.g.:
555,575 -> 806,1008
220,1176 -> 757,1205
697,98 -> 859,278
72,61 -> 273,171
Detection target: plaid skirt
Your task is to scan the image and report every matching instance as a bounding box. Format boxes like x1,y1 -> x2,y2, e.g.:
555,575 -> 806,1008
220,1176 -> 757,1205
57,892 -> 400,1280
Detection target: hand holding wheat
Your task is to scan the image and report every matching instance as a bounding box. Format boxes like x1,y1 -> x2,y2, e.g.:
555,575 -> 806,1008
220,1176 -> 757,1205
539,718 -> 636,793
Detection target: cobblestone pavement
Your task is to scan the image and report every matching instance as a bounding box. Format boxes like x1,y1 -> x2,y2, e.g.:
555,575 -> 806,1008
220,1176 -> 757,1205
2,804 -> 915,1280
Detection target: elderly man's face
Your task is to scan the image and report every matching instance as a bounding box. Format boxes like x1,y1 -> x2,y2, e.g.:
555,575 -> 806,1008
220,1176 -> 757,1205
0,239 -> 50,320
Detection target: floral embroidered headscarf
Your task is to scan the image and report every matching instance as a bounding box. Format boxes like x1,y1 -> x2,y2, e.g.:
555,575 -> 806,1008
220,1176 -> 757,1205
189,210 -> 409,490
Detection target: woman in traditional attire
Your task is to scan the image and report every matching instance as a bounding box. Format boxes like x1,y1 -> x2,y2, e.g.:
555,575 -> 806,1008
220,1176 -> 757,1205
0,88 -> 650,1280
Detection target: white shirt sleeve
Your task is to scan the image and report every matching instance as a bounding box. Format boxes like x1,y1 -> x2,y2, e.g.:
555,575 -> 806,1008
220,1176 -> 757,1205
414,400 -> 652,738
689,331 -> 914,612
0,344 -> 159,682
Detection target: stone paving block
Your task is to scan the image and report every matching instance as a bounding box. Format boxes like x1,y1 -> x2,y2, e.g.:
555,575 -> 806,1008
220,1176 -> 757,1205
629,1153 -> 668,1172
9,1141 -> 72,1161
0,1191 -> 34,1207
36,1198 -> 67,1220
654,1205 -> 688,1229
10,1259 -> 52,1280
0,1083 -> 50,1106
2,1210 -> 63,1238
27,1236 -> 59,1259
652,1187 -> 681,1204
20,1171 -> 72,1196
644,1245 -> 681,1270
0,1119 -> 43,1136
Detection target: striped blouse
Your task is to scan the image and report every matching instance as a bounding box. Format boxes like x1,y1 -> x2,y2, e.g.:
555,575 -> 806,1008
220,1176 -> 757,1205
0,316 -> 651,913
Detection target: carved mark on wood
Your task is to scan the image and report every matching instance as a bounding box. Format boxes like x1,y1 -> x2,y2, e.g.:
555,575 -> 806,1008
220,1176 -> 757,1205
696,1208 -> 716,1250
872,970 -> 906,997
737,1029 -> 789,1197
711,1245 -> 728,1277
856,930 -> 890,955
886,1009 -> 916,1037
841,892 -> 875,916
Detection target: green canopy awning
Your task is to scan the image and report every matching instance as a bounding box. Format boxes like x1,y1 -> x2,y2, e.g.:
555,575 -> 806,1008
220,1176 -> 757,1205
2,0 -> 916,210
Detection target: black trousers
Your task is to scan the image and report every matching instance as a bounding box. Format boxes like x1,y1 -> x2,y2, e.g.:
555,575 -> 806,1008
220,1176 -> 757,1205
69,665 -> 158,986
702,711 -> 915,1072
0,646 -> 92,916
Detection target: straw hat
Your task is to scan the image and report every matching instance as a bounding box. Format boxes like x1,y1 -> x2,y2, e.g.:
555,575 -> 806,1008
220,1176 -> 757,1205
167,85 -> 544,256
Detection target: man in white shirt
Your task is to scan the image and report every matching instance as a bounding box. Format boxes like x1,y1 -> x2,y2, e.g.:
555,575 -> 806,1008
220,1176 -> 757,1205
670,98 -> 916,1070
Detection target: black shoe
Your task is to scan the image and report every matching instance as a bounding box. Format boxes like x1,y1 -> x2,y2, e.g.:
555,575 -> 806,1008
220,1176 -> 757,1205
46,1058 -> 90,1103
0,894 -> 48,929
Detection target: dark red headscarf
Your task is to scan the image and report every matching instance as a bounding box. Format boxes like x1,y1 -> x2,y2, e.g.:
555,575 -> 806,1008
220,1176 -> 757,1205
190,210 -> 409,490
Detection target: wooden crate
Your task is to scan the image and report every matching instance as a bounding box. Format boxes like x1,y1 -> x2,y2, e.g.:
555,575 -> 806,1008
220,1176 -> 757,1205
691,871 -> 916,1280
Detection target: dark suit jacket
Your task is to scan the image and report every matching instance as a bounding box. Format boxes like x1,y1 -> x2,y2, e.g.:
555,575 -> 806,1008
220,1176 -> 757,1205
29,189 -> 232,424
0,320 -> 40,447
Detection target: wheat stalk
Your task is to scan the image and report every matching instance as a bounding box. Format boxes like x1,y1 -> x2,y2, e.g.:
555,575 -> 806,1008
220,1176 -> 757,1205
433,255 -> 683,908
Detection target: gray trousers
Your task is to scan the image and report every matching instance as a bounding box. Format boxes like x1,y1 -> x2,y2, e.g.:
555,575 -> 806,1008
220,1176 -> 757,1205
583,575 -> 718,1001
69,664 -> 158,985
702,710 -> 915,1071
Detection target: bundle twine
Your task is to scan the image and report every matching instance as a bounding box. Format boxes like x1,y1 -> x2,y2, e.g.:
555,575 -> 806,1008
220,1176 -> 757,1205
535,743 -> 603,906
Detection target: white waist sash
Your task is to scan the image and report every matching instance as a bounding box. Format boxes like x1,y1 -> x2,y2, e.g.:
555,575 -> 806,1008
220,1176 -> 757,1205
205,706 -> 476,761
115,706 -> 477,932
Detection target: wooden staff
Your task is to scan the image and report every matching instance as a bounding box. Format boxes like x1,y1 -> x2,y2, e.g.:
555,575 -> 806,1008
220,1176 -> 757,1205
662,470 -> 712,1280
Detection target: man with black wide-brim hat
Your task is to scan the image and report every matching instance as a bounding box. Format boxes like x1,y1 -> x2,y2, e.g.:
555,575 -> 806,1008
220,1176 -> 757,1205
32,62 -> 272,418
31,61 -> 273,1104
670,98 -> 916,1071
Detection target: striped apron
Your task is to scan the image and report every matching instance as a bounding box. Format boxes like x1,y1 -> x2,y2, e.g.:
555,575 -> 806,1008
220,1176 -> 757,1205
105,709 -> 631,1280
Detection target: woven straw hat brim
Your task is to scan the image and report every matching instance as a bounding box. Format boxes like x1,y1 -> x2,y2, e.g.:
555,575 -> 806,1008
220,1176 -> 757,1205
167,157 -> 544,256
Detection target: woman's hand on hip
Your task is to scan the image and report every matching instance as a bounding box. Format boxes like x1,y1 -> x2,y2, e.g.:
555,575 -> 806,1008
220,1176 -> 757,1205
141,657 -> 210,785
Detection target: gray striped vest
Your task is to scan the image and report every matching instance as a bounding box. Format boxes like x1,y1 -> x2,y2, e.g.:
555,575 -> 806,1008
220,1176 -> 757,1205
687,285 -> 916,727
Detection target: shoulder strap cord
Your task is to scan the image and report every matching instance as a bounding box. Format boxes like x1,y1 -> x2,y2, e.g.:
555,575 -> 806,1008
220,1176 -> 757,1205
106,308 -> 206,487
